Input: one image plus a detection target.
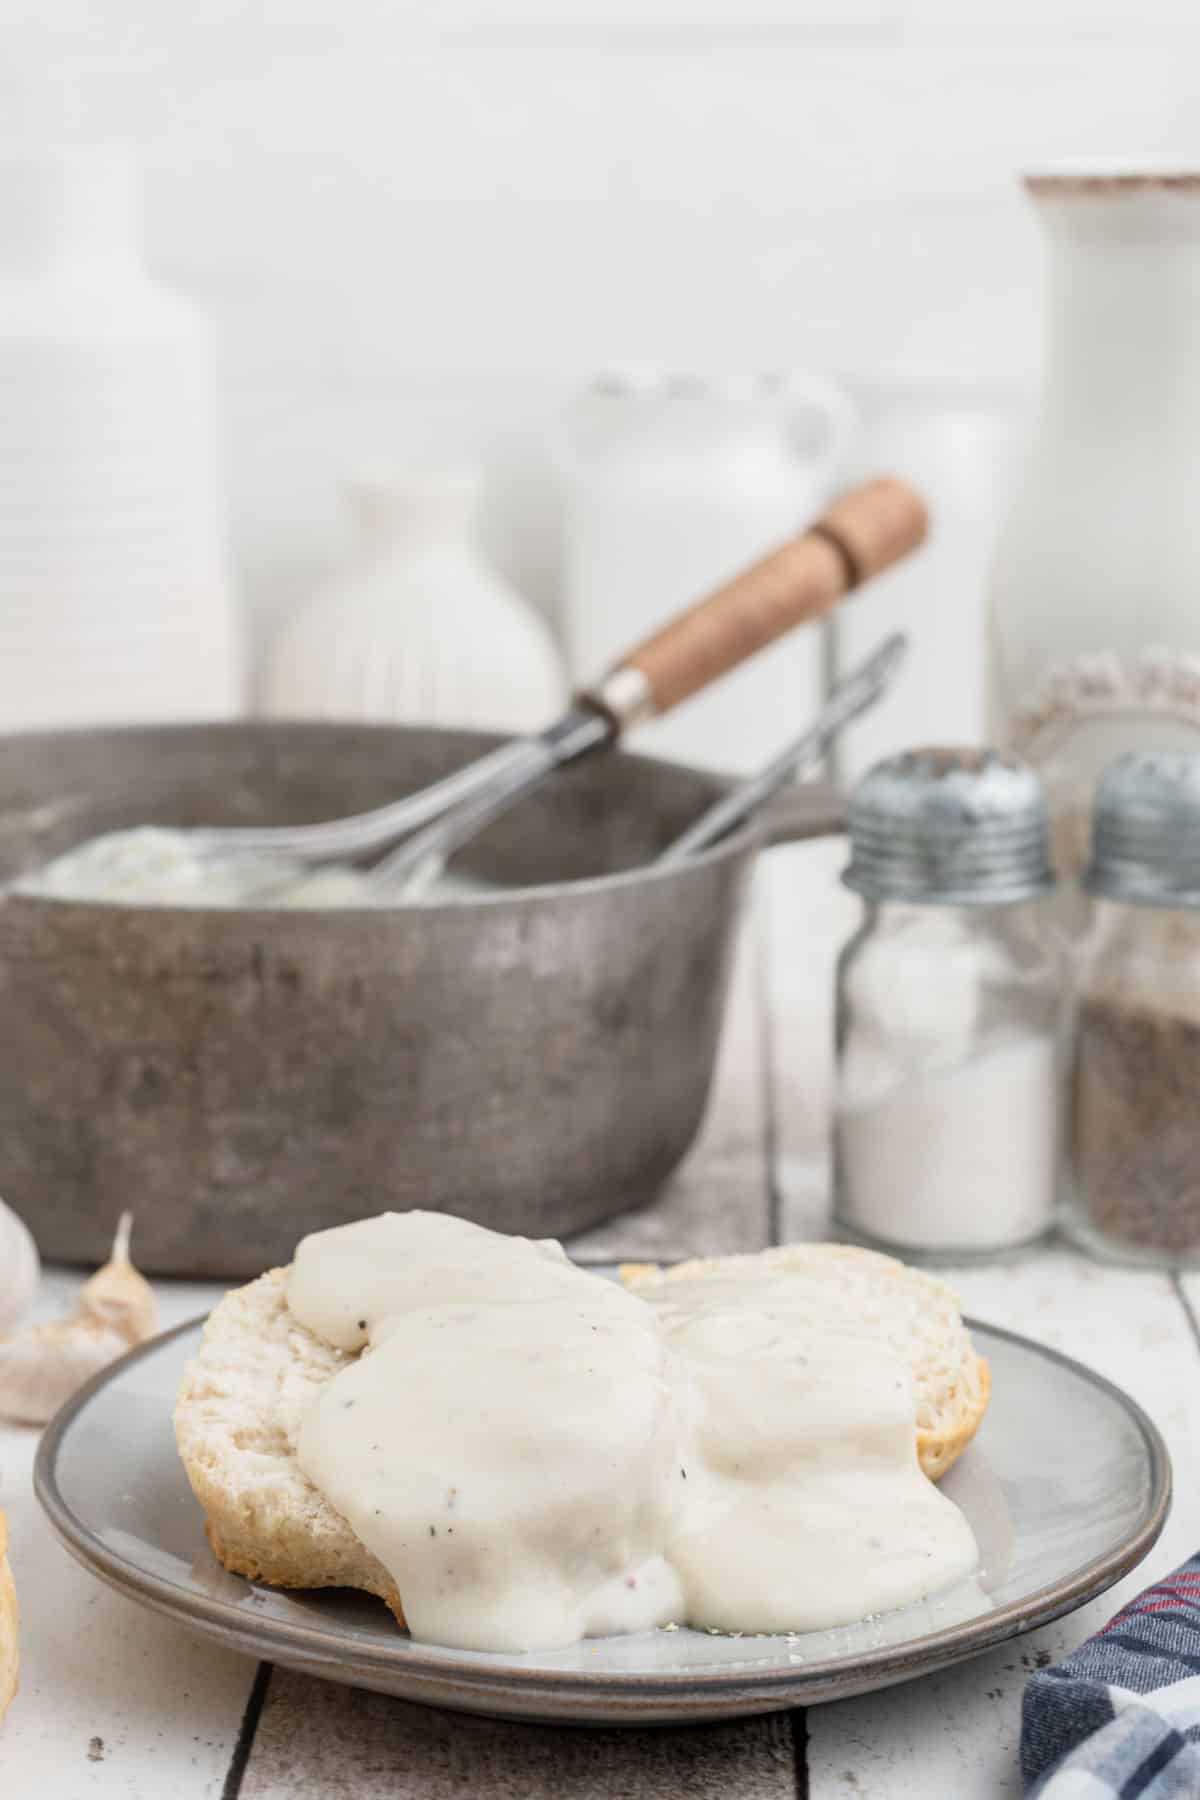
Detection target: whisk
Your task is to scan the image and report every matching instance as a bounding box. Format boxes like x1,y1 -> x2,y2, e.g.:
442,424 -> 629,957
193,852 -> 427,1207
185,477 -> 927,896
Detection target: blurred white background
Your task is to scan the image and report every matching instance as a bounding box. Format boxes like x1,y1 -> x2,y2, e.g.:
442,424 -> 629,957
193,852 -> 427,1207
11,0 -> 1200,664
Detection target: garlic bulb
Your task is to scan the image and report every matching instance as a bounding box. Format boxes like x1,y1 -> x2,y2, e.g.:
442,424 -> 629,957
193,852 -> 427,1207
0,1213 -> 157,1426
0,1199 -> 39,1335
0,1321 -> 129,1426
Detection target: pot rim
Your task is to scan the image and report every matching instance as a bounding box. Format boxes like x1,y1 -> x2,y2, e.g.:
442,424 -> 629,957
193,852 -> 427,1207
5,823 -> 762,920
0,718 -> 783,921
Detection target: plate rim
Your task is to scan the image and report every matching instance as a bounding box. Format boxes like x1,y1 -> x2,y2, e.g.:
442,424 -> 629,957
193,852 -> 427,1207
33,1313 -> 1173,1707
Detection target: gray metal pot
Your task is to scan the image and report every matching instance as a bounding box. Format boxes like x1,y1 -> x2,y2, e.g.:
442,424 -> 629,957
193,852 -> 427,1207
0,722 -> 843,1275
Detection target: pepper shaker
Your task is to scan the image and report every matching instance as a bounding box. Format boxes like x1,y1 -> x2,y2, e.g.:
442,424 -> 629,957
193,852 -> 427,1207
1068,751 -> 1200,1267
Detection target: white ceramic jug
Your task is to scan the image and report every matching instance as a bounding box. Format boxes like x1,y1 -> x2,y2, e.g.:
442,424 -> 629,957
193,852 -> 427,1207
989,168 -> 1200,861
0,146 -> 241,726
259,469 -> 565,732
562,371 -> 854,771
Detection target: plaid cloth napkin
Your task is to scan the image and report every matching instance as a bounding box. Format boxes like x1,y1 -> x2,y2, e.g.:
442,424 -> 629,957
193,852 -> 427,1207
1022,1554 -> 1200,1796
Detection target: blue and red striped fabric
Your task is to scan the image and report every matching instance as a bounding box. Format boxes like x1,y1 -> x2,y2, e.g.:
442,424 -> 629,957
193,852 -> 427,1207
1022,1554 -> 1200,1796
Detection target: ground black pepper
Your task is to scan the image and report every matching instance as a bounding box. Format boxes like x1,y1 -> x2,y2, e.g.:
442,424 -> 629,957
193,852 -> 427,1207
1073,997 -> 1200,1254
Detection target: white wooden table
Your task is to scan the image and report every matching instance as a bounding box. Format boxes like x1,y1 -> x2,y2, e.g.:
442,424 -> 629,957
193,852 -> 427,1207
3,842 -> 1198,1799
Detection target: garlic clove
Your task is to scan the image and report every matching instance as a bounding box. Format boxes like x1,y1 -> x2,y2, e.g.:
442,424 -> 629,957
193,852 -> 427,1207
76,1212 -> 157,1348
0,1199 -> 39,1336
0,1212 -> 158,1427
0,1320 -> 129,1425
0,1508 -> 16,1722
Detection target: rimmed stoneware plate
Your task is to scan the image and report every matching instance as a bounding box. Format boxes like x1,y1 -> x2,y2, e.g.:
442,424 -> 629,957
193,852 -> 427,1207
35,1316 -> 1170,1726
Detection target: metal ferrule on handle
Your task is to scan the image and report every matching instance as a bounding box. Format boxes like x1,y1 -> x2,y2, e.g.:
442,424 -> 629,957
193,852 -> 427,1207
578,476 -> 927,732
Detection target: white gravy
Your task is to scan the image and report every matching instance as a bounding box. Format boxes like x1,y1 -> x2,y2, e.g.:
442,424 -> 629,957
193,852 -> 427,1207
287,1212 -> 979,1653
16,826 -> 496,909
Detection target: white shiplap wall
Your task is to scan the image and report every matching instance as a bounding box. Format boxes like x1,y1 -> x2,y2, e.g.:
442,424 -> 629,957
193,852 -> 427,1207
9,1 -> 1200,734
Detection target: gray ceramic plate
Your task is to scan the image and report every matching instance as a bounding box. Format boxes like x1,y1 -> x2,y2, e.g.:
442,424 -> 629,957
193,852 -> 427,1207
35,1317 -> 1170,1726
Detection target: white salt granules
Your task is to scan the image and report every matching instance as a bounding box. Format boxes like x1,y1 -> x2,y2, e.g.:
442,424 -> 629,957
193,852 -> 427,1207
835,1032 -> 1059,1254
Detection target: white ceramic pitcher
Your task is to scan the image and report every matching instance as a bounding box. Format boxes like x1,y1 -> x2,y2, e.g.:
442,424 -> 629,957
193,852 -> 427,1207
0,146 -> 241,726
832,370 -> 1022,784
989,167 -> 1200,862
562,371 -> 854,771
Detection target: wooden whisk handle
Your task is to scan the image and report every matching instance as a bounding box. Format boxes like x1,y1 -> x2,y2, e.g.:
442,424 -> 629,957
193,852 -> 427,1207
579,475 -> 928,729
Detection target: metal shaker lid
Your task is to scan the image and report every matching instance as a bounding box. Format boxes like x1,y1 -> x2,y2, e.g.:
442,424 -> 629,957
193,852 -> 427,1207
842,747 -> 1055,906
1084,750 -> 1200,907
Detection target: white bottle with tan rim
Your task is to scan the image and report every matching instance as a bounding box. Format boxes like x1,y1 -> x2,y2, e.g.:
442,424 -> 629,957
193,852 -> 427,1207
988,166 -> 1200,869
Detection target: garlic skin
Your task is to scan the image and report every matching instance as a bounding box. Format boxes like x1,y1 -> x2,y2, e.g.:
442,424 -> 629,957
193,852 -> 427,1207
0,1213 -> 157,1427
77,1213 -> 156,1347
0,1321 -> 129,1426
0,1200 -> 39,1336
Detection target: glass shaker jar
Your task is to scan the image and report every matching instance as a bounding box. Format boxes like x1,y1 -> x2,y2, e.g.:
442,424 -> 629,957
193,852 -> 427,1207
1067,751 -> 1200,1267
833,748 -> 1061,1259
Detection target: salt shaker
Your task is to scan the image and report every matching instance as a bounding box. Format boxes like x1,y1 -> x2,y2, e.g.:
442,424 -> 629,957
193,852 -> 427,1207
833,748 -> 1060,1259
1068,751 -> 1200,1267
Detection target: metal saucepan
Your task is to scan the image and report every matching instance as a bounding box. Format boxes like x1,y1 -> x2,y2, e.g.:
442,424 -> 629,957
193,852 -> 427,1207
0,721 -> 846,1275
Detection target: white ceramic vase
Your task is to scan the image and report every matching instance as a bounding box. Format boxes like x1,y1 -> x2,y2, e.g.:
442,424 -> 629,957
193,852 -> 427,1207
259,470 -> 565,732
0,146 -> 241,727
561,371 -> 854,772
989,167 -> 1200,857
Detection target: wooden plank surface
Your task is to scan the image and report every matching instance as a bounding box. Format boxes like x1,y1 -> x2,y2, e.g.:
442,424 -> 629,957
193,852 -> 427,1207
239,1672 -> 797,1799
808,1250 -> 1200,1800
0,1271 -> 253,1799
